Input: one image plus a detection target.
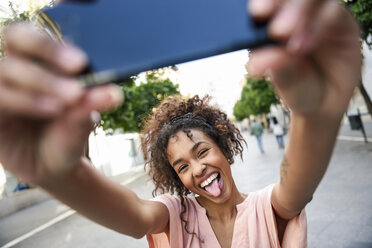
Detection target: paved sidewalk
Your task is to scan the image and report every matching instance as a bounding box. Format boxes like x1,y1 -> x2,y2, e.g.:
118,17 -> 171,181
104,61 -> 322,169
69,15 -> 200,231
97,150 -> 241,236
0,165 -> 145,219
0,166 -> 148,247
338,120 -> 372,142
234,131 -> 372,248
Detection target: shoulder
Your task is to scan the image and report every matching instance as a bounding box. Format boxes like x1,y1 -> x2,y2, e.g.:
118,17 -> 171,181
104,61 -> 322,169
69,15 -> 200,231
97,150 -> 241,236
249,185 -> 274,200
151,194 -> 181,211
240,185 -> 274,209
237,185 -> 307,247
151,194 -> 198,215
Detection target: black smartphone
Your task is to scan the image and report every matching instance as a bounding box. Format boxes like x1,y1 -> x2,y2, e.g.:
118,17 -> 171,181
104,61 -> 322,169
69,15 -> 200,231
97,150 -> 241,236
34,0 -> 273,86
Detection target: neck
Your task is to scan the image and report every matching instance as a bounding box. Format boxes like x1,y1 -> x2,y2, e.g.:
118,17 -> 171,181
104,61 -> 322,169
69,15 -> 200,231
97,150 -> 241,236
197,183 -> 245,222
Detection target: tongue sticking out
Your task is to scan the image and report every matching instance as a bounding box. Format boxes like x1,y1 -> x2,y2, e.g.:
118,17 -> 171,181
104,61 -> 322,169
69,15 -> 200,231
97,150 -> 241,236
205,178 -> 221,197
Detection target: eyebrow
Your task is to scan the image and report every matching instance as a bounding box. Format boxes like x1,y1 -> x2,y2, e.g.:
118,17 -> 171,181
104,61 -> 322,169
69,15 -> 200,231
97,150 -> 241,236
171,141 -> 206,167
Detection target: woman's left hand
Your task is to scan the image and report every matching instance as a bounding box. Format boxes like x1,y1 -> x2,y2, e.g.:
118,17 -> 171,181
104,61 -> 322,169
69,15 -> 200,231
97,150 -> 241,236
246,0 -> 361,119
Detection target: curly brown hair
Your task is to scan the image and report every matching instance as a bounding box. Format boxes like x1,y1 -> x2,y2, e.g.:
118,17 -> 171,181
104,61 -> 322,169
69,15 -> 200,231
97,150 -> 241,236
141,94 -> 246,198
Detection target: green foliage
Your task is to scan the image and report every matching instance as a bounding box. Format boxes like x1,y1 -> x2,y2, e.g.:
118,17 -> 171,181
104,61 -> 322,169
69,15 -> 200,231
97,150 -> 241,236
1,2 -> 31,23
0,2 -> 32,57
346,0 -> 372,48
100,71 -> 180,134
233,77 -> 278,120
233,100 -> 249,122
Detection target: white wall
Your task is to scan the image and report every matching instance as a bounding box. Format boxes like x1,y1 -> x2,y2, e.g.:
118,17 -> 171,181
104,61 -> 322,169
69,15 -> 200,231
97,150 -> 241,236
89,129 -> 145,177
362,42 -> 372,101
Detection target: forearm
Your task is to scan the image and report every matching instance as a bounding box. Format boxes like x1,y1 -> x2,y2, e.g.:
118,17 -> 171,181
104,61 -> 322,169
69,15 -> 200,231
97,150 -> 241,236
39,158 -> 155,238
272,112 -> 342,218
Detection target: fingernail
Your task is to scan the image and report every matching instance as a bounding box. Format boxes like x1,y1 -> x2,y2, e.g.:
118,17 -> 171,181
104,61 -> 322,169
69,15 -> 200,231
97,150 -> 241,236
246,60 -> 260,77
90,110 -> 101,125
58,45 -> 87,70
264,69 -> 273,81
109,87 -> 124,106
249,0 -> 272,17
270,5 -> 298,38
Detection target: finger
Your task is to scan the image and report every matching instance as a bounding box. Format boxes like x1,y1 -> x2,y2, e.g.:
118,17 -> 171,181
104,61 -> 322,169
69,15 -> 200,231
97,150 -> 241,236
246,47 -> 314,90
0,56 -> 84,104
57,84 -> 124,131
248,0 -> 278,20
288,1 -> 357,54
82,84 -> 124,113
246,46 -> 292,77
44,85 -> 124,162
247,47 -> 324,112
3,23 -> 87,75
269,0 -> 323,42
0,84 -> 63,117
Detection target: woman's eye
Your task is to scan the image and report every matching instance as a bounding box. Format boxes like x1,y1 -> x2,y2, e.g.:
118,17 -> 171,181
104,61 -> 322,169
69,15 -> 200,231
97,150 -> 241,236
178,164 -> 188,173
198,148 -> 209,157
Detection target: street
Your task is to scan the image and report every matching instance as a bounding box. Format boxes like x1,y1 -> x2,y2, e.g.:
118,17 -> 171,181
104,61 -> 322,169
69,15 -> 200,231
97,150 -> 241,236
0,129 -> 371,248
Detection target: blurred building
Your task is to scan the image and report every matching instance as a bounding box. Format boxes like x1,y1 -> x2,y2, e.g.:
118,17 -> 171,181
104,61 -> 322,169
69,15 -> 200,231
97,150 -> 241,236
88,129 -> 145,177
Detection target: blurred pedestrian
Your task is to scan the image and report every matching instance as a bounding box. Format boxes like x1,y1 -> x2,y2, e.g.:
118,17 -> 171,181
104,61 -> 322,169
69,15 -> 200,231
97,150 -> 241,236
250,119 -> 264,153
13,181 -> 29,192
272,117 -> 285,149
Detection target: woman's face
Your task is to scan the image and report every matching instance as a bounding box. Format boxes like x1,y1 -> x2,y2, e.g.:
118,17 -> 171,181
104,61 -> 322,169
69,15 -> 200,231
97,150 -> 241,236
166,129 -> 234,204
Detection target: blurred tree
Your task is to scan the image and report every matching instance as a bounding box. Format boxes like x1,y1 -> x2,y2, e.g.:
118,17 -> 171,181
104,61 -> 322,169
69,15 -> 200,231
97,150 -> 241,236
0,2 -> 30,57
0,2 -> 30,24
100,69 -> 180,134
233,100 -> 249,122
346,0 -> 372,48
0,0 -> 52,57
233,77 -> 278,120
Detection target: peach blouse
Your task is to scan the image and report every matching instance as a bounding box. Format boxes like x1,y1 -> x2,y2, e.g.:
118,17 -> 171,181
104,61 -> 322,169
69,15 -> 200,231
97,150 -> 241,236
146,184 -> 307,248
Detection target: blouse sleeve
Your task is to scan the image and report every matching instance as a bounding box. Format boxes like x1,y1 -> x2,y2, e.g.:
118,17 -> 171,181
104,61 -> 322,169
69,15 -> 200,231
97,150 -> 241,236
146,194 -> 181,248
253,184 -> 308,248
146,194 -> 204,248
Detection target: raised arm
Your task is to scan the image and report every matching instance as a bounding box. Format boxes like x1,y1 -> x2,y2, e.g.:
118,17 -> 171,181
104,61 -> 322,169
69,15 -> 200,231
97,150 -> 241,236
42,158 -> 169,238
247,0 -> 361,219
0,23 -> 168,238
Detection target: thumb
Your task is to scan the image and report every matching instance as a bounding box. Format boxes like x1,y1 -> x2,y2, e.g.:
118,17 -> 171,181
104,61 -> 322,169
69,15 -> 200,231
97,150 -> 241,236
246,47 -> 323,113
53,84 -> 124,156
40,84 -> 123,173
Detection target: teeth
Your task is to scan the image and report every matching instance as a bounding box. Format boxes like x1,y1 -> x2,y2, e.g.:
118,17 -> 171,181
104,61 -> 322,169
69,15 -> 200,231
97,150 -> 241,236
200,173 -> 218,188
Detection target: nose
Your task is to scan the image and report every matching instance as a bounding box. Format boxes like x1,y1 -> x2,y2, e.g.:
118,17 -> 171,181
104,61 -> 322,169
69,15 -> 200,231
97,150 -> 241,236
192,162 -> 206,177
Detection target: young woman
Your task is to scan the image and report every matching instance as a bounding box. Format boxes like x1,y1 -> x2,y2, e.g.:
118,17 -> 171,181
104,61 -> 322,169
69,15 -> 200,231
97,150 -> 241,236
142,95 -> 304,247
0,0 -> 361,247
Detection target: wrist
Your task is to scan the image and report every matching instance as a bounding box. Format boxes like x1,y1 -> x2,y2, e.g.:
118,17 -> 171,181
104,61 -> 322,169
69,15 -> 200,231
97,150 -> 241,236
37,157 -> 89,189
290,110 -> 344,128
289,111 -> 343,143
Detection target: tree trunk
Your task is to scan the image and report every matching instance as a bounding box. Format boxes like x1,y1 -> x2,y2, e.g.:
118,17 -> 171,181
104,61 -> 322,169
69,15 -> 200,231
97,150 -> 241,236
358,79 -> 372,117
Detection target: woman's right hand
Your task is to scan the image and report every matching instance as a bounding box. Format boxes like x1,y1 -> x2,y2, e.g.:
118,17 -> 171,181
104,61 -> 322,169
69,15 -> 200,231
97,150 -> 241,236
0,23 -> 123,186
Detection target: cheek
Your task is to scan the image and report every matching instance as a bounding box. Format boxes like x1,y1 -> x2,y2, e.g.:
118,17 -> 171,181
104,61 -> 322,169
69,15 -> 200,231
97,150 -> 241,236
178,173 -> 195,191
210,152 -> 231,173
209,150 -> 228,165
178,175 -> 190,187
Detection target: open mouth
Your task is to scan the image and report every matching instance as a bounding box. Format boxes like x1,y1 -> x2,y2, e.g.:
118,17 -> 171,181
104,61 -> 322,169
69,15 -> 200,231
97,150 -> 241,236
200,172 -> 222,197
